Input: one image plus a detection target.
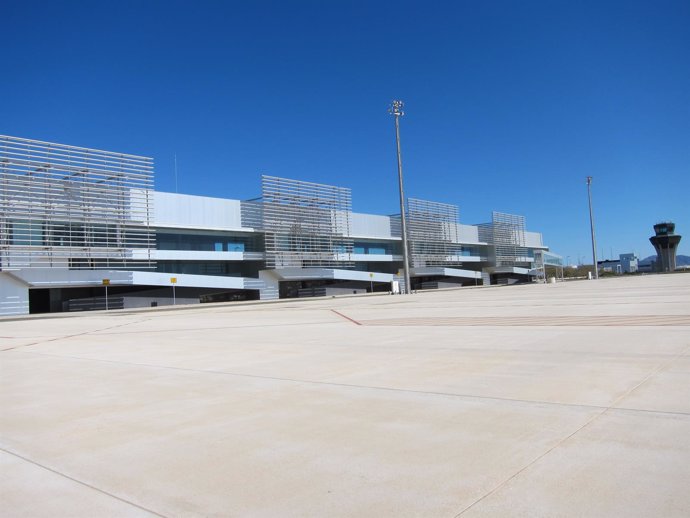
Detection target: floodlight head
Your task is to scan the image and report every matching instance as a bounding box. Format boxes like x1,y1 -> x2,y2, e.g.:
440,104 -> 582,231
586,176 -> 592,184
389,100 -> 404,117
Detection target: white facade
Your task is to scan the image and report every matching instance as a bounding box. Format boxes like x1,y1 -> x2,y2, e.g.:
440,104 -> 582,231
1,136 -> 551,315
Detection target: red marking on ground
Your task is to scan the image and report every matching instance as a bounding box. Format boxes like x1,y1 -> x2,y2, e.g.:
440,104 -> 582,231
330,310 -> 362,326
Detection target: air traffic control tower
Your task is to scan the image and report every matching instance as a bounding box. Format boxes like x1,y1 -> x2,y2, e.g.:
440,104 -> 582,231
650,222 -> 682,272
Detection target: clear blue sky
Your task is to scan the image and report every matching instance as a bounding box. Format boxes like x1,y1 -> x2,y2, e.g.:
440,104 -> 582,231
3,0 -> 689,262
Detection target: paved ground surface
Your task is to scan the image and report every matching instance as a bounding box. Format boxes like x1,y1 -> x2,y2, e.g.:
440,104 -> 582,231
1,274 -> 689,517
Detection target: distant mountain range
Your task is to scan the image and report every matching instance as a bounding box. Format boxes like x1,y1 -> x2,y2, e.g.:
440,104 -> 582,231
640,255 -> 690,266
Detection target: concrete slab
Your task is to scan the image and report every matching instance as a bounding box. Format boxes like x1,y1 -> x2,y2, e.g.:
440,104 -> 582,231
461,411 -> 690,517
1,274 -> 689,516
0,450 -> 156,517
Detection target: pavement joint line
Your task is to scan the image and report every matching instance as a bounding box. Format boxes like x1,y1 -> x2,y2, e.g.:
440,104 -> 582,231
0,291 -> 396,323
612,347 -> 690,407
357,315 -> 690,327
11,350 -> 690,419
8,336 -> 686,360
452,342 -> 690,517
91,320 -> 342,335
1,294 -> 680,323
0,319 -> 151,352
0,447 -> 168,518
378,300 -> 685,309
329,309 -> 362,325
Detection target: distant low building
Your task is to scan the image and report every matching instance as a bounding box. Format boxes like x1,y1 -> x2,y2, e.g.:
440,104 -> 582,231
598,253 -> 639,274
619,253 -> 638,273
598,259 -> 621,273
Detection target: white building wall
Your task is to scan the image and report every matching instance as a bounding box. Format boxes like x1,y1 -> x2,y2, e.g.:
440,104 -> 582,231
455,224 -> 481,243
350,212 -> 394,239
153,192 -> 245,231
524,231 -> 544,248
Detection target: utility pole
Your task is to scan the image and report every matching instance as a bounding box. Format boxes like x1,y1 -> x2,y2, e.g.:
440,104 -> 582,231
586,176 -> 599,279
389,100 -> 411,294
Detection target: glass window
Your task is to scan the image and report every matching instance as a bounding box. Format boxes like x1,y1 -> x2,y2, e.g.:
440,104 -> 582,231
353,241 -> 394,255
226,242 -> 245,252
11,220 -> 44,246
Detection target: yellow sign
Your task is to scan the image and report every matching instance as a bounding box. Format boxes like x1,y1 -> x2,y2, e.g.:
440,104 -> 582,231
170,277 -> 177,284
102,279 -> 110,286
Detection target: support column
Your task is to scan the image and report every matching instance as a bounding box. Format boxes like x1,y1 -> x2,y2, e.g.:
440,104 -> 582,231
258,270 -> 280,300
0,273 -> 30,316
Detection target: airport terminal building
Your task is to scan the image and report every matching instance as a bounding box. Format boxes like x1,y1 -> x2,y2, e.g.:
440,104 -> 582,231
1,135 -> 550,315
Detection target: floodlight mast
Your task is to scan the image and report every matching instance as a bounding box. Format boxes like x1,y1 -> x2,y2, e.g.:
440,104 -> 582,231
586,176 -> 599,279
389,100 -> 412,294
